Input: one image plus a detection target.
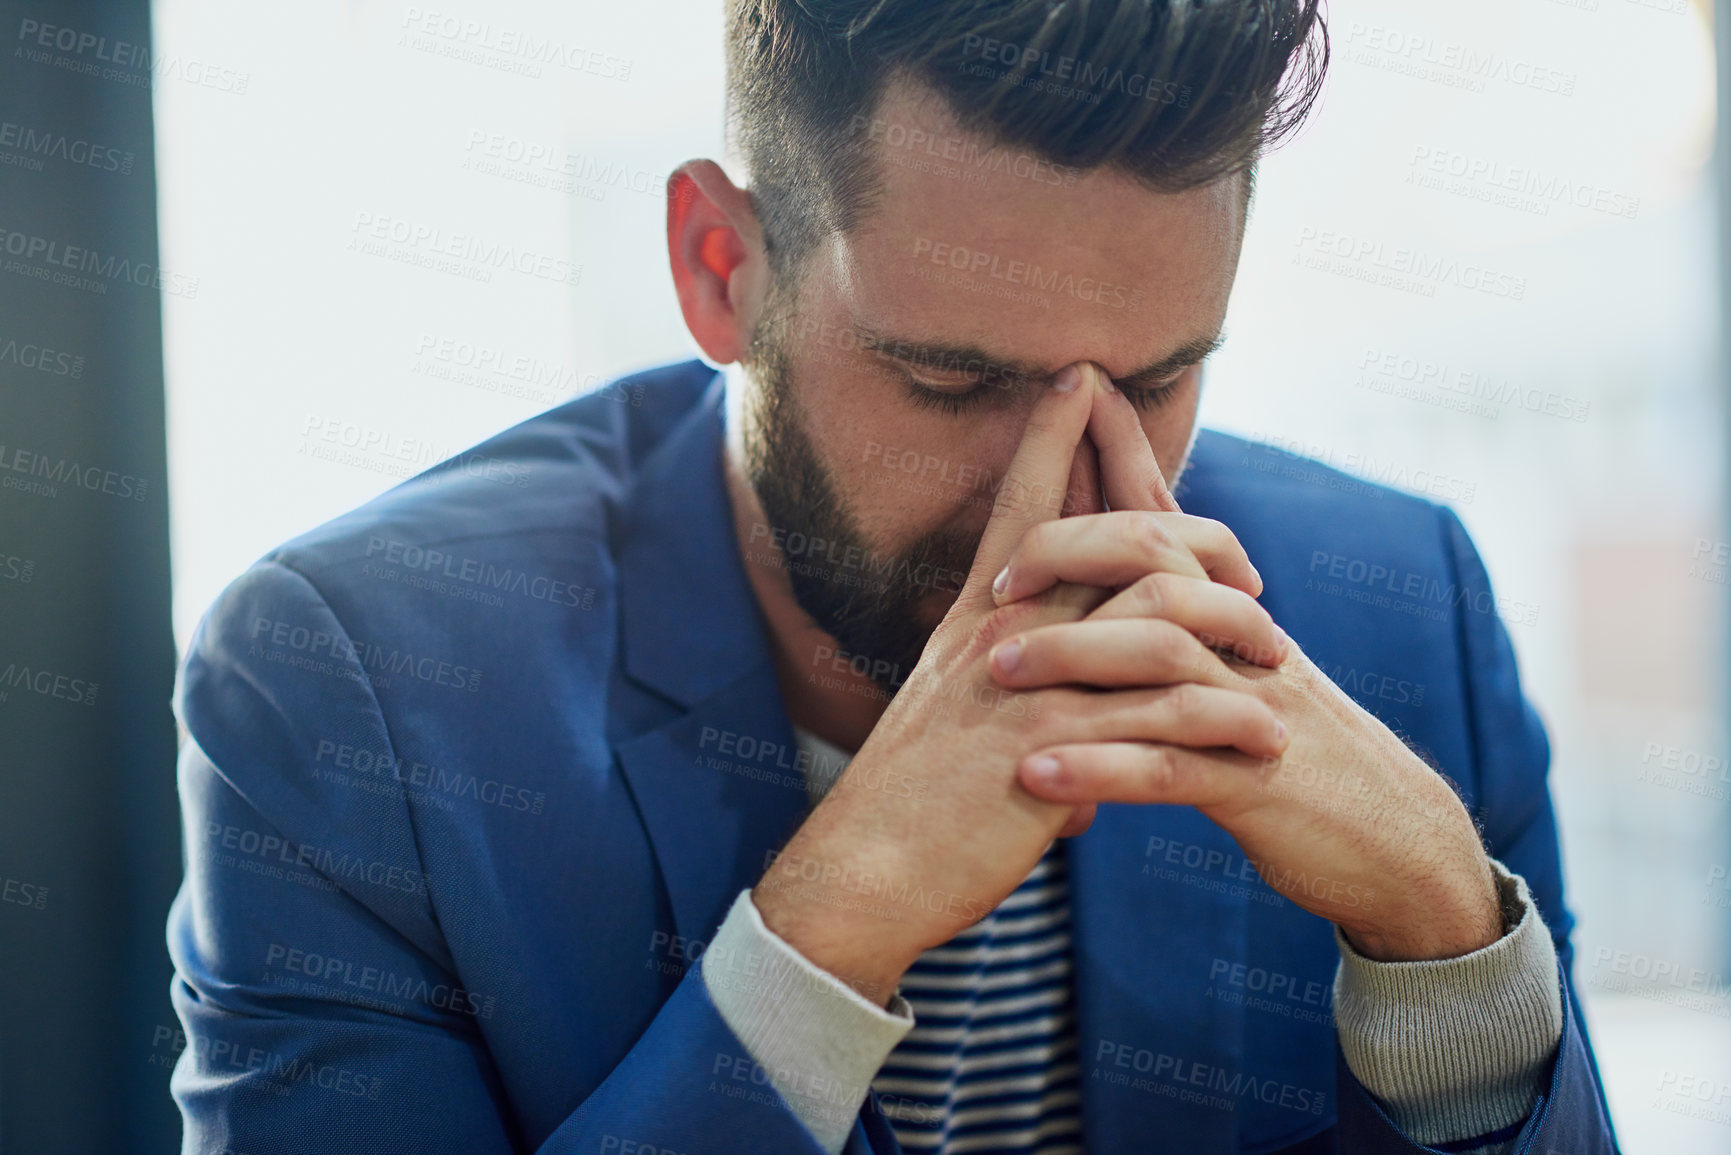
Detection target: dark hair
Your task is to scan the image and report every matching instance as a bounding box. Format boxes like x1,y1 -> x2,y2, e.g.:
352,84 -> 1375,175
726,0 -> 1328,276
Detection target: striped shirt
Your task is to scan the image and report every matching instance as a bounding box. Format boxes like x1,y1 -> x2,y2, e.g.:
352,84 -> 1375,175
870,841 -> 1084,1154
794,724 -> 1084,1154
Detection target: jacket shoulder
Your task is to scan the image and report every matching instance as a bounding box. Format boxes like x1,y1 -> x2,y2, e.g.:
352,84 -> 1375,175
174,360 -> 716,840
187,360 -> 715,689
1179,428 -> 1474,603
1181,427 -> 1455,531
270,359 -> 716,589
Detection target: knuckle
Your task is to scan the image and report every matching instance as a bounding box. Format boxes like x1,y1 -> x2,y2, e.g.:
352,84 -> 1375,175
993,479 -> 1033,519
1019,518 -> 1053,557
1141,746 -> 1176,792
1146,571 -> 1184,614
1220,584 -> 1258,614
1128,572 -> 1165,617
1136,619 -> 1176,671
1165,621 -> 1213,678
1252,700 -> 1282,737
970,608 -> 1022,655
1250,612 -> 1282,665
1126,511 -> 1174,560
1043,581 -> 1111,617
1196,515 -> 1233,541
972,600 -> 1055,659
1197,516 -> 1244,555
1030,688 -> 1079,740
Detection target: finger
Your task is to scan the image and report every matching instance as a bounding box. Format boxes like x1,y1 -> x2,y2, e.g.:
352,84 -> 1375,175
1086,682 -> 1288,759
1037,579 -> 1117,619
1062,430 -> 1105,518
1018,742 -> 1272,808
1081,362 -> 1264,598
1055,802 -> 1097,839
994,512 -> 1265,604
960,366 -> 1095,608
990,617 -> 1242,691
1078,361 -> 1180,513
1088,572 -> 1288,668
1025,679 -> 1286,760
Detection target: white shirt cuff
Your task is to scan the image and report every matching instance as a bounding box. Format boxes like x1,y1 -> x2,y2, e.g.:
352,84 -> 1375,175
702,889 -> 916,1155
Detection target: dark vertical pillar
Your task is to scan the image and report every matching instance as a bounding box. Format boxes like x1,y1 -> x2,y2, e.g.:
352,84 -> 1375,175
0,2 -> 181,1151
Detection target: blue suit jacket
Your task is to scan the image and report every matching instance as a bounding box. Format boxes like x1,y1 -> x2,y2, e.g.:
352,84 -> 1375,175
167,360 -> 1619,1154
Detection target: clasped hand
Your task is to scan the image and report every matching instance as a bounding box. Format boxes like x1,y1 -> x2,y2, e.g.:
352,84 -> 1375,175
753,361 -> 1501,1009
995,362 -> 1502,963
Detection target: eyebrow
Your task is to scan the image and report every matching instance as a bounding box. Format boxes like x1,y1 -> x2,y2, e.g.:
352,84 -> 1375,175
853,325 -> 1227,389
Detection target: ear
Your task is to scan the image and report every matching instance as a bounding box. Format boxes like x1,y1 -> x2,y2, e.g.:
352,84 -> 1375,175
666,159 -> 768,365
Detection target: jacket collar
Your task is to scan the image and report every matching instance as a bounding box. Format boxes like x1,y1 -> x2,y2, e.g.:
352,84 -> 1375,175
616,367 -> 774,709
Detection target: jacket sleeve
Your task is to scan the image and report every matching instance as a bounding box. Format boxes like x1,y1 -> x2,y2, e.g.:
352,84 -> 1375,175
1330,507 -> 1618,1154
166,560 -> 898,1154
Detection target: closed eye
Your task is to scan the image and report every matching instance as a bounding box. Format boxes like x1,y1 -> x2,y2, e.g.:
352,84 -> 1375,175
901,363 -> 1195,415
1119,374 -> 1188,411
900,366 -> 1024,414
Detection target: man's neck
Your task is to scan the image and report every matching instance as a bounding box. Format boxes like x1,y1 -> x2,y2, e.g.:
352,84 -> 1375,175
720,364 -> 884,755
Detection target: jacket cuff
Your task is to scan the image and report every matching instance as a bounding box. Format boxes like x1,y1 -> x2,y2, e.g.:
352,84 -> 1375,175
1333,859 -> 1563,1149
701,889 -> 915,1155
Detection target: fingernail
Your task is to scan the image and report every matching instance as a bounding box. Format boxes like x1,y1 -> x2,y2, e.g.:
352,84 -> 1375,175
1274,721 -> 1288,742
1025,754 -> 1061,782
1275,625 -> 1290,656
993,565 -> 1011,596
1097,368 -> 1117,394
994,638 -> 1022,673
1052,365 -> 1081,393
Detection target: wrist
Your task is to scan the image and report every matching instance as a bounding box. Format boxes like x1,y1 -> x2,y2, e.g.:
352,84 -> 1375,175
753,829 -> 936,1002
751,878 -> 922,1006
1342,857 -> 1504,962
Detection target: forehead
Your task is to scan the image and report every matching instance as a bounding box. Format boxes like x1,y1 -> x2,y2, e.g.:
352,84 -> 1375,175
819,78 -> 1246,380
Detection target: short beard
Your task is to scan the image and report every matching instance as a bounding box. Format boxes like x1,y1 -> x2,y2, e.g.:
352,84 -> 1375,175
738,285 -> 977,697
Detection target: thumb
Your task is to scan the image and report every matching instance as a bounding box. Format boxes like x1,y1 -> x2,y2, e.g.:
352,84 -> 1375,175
956,366 -> 1095,610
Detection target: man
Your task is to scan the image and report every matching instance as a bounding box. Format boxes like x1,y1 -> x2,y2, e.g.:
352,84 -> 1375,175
166,1 -> 1619,1152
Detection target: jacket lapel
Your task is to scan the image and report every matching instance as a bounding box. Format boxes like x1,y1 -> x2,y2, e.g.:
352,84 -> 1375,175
608,371 -> 893,1153
612,677 -> 811,944
609,368 -> 812,943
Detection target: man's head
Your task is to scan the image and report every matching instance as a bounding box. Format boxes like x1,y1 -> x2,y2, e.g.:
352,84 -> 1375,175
668,0 -> 1327,692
